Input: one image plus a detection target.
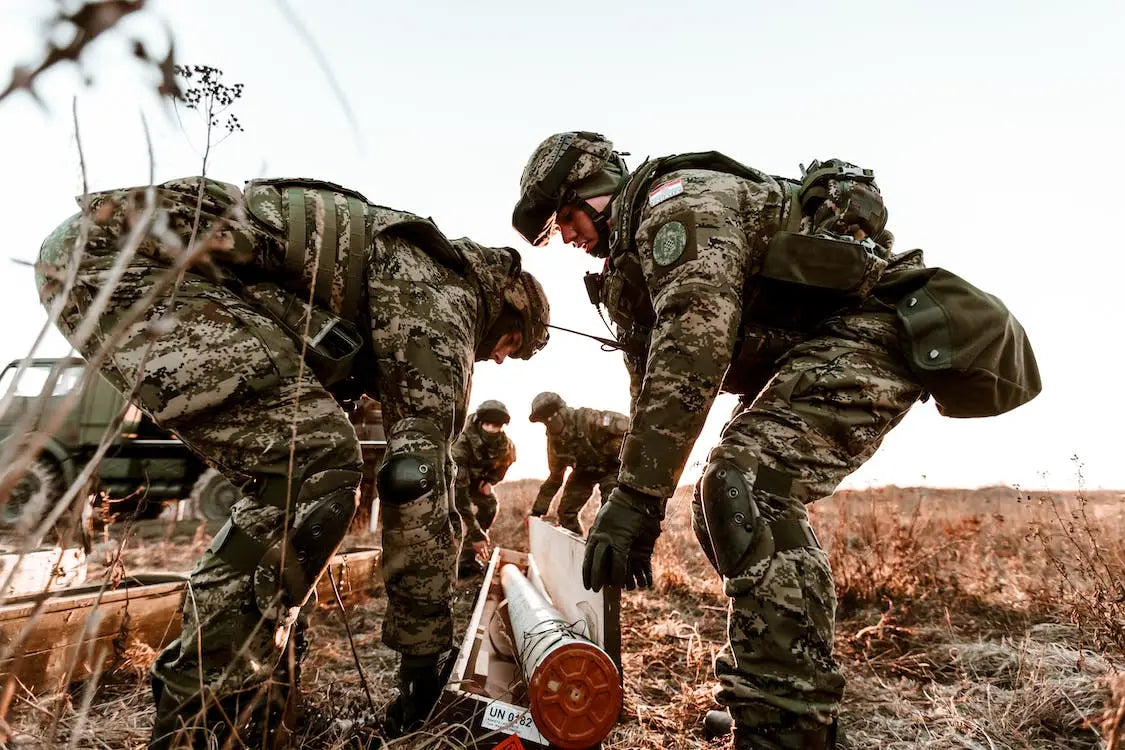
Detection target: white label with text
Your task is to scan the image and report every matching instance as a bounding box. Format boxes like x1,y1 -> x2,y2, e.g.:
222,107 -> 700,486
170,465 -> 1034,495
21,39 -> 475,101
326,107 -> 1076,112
480,700 -> 546,744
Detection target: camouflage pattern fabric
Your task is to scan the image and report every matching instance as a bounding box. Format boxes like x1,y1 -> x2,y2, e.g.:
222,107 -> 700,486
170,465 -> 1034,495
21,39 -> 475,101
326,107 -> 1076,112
598,164 -> 924,741
531,405 -> 627,533
35,178 -> 524,723
366,230 -> 500,656
517,132 -> 617,206
451,419 -> 516,549
554,466 -> 619,536
36,199 -> 360,708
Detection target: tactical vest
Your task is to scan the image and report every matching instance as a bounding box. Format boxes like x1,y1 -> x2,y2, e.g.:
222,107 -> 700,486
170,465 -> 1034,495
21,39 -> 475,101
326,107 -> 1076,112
244,178 -> 466,323
598,156 -> 1041,416
594,153 -> 892,394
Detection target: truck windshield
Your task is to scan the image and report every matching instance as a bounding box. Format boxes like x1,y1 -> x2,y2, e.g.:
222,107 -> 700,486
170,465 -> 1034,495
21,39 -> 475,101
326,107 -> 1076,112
0,362 -> 85,397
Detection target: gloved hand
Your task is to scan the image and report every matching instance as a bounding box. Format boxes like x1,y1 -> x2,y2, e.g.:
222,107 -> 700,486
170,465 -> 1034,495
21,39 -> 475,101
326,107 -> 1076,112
582,486 -> 666,592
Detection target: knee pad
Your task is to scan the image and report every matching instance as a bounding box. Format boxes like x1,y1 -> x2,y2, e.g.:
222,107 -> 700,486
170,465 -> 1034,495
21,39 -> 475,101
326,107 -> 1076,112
700,459 -> 763,578
211,467 -> 361,620
255,467 -> 360,614
701,459 -> 820,579
378,453 -> 438,505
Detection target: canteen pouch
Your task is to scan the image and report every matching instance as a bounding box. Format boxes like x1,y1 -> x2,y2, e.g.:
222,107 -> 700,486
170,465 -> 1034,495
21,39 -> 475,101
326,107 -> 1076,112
891,267 -> 1041,418
240,281 -> 362,387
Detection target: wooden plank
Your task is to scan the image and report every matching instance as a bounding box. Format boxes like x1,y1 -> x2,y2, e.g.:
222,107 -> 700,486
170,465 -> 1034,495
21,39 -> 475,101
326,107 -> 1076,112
0,547 -> 380,694
0,547 -> 88,599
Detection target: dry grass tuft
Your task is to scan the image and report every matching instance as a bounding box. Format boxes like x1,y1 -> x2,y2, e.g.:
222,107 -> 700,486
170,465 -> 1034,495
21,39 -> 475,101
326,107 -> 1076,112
2,481 -> 1123,749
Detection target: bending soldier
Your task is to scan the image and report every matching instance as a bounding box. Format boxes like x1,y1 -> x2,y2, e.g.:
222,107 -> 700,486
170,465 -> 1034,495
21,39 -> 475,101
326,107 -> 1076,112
527,391 -> 628,536
35,176 -> 549,747
512,133 -> 1038,749
451,399 -> 517,577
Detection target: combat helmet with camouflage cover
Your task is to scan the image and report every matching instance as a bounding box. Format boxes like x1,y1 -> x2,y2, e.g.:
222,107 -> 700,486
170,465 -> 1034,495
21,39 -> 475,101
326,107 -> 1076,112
513,132 -> 628,257
453,239 -> 550,361
474,399 -> 511,426
529,392 -> 566,423
504,268 -> 550,359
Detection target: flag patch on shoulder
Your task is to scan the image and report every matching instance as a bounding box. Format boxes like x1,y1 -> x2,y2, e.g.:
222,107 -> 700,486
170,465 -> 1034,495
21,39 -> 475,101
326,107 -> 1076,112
648,178 -> 684,207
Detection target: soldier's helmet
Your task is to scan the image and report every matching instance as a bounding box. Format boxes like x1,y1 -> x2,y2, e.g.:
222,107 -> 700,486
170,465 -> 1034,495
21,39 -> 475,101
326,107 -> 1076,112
475,400 -> 511,426
512,131 -> 629,249
799,159 -> 889,242
529,392 -> 566,423
504,269 -> 550,359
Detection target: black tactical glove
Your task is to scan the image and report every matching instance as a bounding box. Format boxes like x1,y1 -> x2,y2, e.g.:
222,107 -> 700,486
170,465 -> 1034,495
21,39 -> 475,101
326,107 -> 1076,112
582,486 -> 666,592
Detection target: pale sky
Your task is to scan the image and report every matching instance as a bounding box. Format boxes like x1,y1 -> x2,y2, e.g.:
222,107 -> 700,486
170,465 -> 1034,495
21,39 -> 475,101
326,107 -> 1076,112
1,0 -> 1122,491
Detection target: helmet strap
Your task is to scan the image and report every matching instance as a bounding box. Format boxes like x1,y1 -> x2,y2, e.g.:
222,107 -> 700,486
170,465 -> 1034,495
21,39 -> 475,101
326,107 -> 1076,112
575,199 -> 613,258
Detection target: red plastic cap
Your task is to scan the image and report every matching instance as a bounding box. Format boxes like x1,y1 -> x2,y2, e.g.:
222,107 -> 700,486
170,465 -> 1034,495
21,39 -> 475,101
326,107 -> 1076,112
528,642 -> 622,749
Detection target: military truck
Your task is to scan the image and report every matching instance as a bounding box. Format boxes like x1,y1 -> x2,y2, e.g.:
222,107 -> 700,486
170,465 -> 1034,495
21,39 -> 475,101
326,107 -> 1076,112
0,358 -> 236,534
0,358 -> 385,541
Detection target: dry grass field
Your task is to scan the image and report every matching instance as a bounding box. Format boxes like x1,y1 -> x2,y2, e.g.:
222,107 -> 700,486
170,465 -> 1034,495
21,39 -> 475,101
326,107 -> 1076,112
4,479 -> 1124,749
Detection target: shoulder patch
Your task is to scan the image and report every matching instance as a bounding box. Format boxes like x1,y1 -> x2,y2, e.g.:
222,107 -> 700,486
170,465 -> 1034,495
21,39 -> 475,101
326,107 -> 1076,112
648,178 -> 684,207
652,221 -> 688,266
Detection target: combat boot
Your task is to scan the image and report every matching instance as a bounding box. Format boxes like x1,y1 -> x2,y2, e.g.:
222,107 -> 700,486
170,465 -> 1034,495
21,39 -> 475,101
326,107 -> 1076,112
383,649 -> 457,738
150,686 -> 297,749
732,720 -> 838,750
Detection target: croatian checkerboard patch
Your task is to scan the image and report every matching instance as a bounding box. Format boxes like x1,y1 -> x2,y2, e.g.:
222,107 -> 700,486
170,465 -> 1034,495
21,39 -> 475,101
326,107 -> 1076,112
652,221 -> 688,266
648,178 -> 684,207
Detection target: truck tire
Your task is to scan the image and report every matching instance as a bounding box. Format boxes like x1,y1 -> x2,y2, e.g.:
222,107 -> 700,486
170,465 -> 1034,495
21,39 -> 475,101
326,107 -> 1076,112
188,469 -> 241,521
2,456 -> 64,533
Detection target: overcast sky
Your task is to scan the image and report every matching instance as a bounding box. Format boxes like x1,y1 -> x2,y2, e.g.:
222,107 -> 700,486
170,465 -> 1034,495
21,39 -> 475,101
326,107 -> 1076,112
1,0 -> 1122,491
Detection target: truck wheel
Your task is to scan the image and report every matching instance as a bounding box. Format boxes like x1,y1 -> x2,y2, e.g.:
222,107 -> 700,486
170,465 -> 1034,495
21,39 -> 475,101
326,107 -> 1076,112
3,456 -> 64,533
1,454 -> 76,548
188,469 -> 241,521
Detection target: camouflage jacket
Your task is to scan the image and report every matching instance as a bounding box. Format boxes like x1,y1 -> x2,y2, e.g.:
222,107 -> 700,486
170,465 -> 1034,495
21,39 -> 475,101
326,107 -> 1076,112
541,406 -> 628,490
451,421 -> 517,540
596,155 -> 909,497
59,177 -> 518,462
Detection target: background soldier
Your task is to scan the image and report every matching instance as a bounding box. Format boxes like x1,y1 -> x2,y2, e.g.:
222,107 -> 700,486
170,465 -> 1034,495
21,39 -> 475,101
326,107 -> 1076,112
512,132 -> 1038,749
451,399 -> 517,577
527,391 -> 629,535
35,176 -> 549,747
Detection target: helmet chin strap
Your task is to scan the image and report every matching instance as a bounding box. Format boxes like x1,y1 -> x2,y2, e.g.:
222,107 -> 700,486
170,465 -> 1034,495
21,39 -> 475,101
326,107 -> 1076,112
574,199 -> 613,258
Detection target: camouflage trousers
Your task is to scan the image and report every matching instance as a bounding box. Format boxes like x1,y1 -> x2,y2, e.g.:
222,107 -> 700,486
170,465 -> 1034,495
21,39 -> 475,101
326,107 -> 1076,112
693,308 -> 922,745
36,215 -> 362,711
457,488 -> 498,566
557,467 -> 618,535
378,425 -> 459,658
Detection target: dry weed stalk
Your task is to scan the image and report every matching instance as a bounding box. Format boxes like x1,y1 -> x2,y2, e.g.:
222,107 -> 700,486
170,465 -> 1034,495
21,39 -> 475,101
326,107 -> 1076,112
1025,479 -> 1125,654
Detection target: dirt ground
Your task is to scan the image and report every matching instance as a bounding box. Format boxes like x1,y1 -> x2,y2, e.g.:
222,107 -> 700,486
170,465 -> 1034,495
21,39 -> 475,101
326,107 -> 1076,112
3,480 -> 1124,749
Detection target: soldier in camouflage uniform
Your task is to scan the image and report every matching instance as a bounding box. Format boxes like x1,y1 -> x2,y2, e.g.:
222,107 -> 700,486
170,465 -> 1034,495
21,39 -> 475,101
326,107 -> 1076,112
527,392 -> 628,536
511,132 -> 923,750
35,176 -> 549,748
451,399 -> 517,577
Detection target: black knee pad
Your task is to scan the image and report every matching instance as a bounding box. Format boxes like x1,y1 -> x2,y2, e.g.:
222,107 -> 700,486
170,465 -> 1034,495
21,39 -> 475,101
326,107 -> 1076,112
700,459 -> 763,578
378,453 -> 438,505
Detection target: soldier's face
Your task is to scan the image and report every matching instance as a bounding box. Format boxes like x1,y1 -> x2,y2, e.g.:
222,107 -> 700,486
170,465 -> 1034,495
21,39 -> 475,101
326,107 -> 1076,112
490,331 -> 523,364
481,422 -> 503,434
555,203 -> 600,254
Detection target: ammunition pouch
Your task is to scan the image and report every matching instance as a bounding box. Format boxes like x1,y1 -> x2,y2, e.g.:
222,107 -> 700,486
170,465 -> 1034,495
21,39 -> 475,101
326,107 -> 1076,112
240,281 -> 362,387
882,266 -> 1042,418
761,231 -> 888,299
